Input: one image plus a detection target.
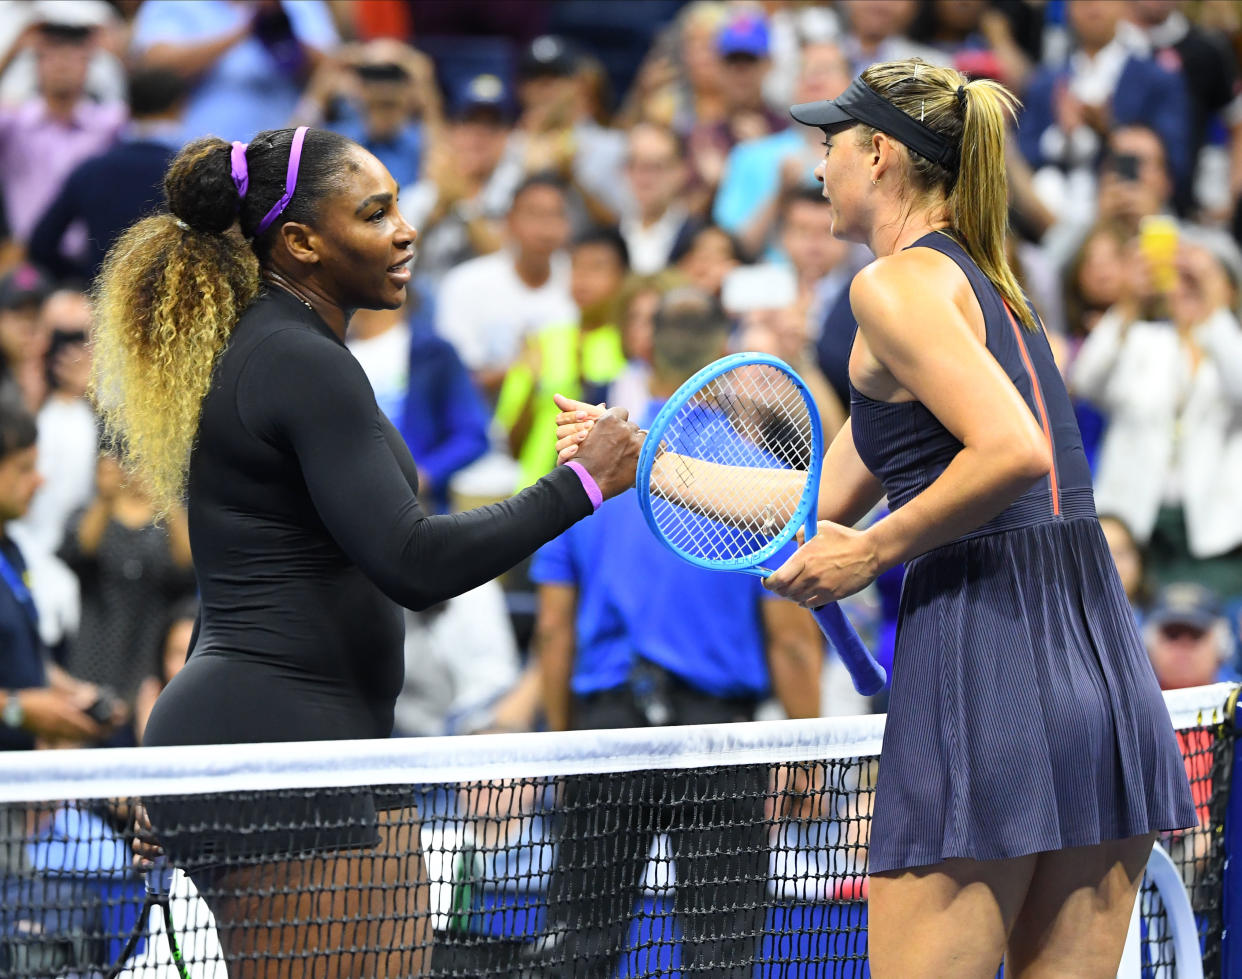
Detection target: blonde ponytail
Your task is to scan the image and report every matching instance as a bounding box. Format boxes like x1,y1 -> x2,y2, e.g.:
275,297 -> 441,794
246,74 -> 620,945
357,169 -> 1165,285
92,212 -> 259,512
858,61 -> 1035,329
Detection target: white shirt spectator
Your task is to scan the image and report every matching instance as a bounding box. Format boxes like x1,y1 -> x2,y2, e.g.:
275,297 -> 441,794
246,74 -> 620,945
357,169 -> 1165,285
347,321 -> 410,424
12,394 -> 97,558
435,249 -> 574,373
1070,306 -> 1242,557
620,203 -> 689,276
393,581 -> 522,737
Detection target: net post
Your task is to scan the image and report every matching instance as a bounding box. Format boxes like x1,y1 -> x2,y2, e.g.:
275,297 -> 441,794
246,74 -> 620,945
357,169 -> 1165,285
1223,687 -> 1242,976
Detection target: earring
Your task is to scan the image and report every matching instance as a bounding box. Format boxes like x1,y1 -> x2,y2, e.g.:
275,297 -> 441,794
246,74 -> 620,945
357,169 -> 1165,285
872,178 -> 878,186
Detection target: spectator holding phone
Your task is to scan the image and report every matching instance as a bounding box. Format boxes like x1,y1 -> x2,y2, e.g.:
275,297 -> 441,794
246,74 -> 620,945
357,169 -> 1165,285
58,442 -> 196,744
0,8 -> 126,255
1043,124 -> 1176,273
1017,1 -> 1190,218
490,36 -> 628,230
298,39 -> 439,193
131,0 -> 338,143
1070,227 -> 1242,596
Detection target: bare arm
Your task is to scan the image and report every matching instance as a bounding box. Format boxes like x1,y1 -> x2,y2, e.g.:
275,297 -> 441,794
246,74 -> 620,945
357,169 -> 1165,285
761,599 -> 822,719
648,449 -> 807,530
854,257 -> 1050,573
139,22 -> 250,78
555,393 -> 816,531
533,583 -> 576,732
72,498 -> 113,558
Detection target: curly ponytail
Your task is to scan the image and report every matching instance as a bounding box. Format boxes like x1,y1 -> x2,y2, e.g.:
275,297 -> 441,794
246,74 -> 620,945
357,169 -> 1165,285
91,136 -> 260,511
858,60 -> 1035,330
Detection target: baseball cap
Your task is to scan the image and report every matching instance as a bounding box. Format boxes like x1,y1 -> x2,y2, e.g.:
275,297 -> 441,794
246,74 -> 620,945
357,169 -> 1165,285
1148,582 -> 1222,633
717,14 -> 770,59
518,35 -> 577,80
790,74 -> 960,170
452,73 -> 513,122
33,0 -> 112,30
0,264 -> 52,312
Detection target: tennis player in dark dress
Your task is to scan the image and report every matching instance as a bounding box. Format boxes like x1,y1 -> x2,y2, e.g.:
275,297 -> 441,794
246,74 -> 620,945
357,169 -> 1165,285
556,60 -> 1197,979
92,126 -> 641,978
767,63 -> 1198,977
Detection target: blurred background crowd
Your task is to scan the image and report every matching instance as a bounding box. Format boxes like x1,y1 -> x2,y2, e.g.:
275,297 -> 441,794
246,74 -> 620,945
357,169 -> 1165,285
1,0 -> 1241,753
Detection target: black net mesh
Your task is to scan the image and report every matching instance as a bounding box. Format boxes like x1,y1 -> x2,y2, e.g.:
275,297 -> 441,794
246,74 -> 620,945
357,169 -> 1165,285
0,690 -> 1233,979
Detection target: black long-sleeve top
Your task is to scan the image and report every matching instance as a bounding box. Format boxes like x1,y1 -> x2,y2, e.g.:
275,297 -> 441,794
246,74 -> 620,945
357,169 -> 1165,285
142,289 -> 593,747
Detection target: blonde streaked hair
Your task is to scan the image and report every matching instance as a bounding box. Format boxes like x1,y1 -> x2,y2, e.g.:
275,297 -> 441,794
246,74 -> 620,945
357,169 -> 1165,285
856,59 -> 1034,330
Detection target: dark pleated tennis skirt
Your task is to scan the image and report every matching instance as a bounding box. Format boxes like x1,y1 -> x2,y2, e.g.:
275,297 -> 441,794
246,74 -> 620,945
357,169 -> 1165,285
869,516 -> 1198,875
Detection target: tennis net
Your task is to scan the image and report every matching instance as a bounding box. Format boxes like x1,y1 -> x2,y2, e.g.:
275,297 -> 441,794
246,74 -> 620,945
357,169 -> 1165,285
0,682 -> 1234,979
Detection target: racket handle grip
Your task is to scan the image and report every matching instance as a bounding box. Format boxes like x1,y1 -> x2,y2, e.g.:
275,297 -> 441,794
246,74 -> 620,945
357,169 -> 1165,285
811,602 -> 887,697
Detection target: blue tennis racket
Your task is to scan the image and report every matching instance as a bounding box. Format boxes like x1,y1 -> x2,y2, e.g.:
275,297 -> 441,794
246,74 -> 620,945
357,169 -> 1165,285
636,352 -> 887,696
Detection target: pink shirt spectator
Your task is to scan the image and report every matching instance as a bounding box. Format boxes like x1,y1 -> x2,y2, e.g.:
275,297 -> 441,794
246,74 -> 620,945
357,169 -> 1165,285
0,98 -> 126,244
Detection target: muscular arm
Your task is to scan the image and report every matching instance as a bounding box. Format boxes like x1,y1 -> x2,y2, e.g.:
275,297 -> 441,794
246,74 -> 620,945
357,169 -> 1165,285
245,330 -> 594,611
852,256 -> 1051,573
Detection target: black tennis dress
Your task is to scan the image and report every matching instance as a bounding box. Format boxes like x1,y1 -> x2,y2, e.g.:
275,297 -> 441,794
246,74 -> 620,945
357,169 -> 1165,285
143,288 -> 593,865
852,232 -> 1197,874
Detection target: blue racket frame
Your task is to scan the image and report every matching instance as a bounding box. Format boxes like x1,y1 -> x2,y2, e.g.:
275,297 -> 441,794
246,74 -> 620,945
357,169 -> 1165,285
636,352 -> 887,697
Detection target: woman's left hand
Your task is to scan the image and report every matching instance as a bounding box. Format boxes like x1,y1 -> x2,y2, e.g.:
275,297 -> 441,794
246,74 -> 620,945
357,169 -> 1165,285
763,521 -> 880,608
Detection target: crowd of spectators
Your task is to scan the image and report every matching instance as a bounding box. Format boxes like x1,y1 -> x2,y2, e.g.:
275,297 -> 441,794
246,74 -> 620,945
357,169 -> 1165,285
1,0 -> 1241,758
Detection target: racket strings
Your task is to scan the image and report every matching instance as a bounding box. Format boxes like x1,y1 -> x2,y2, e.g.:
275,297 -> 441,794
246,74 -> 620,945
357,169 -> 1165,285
650,366 -> 814,564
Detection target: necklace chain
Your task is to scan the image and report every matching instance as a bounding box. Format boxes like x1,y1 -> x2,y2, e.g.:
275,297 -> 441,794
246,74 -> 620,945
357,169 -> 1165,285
263,273 -> 315,313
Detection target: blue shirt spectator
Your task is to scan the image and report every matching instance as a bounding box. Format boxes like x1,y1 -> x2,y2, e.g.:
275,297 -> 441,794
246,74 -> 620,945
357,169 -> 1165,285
0,536 -> 46,751
712,128 -> 803,238
131,0 -> 338,144
397,291 -> 490,513
328,102 -> 423,194
531,401 -> 779,701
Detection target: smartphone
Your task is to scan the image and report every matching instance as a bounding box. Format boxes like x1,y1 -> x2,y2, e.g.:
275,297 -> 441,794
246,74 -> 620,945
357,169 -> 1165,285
1139,215 -> 1179,294
86,688 -> 121,725
1109,152 -> 1141,182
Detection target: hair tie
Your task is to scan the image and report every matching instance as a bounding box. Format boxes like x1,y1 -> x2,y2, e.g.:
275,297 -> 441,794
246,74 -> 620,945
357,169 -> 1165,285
230,141 -> 249,199
956,85 -> 967,110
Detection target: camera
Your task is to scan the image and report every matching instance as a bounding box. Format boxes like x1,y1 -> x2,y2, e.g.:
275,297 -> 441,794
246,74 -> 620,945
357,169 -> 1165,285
353,62 -> 409,84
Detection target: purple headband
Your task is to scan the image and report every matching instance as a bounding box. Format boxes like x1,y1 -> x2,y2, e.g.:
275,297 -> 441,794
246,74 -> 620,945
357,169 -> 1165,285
230,140 -> 249,198
230,126 -> 309,235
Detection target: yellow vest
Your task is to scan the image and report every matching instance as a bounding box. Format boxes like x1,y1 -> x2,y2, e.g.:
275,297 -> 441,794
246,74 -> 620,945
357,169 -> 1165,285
495,321 -> 626,489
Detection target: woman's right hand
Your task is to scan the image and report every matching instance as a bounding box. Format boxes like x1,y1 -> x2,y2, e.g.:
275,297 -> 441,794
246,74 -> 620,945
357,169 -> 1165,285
570,406 -> 643,501
553,394 -> 605,464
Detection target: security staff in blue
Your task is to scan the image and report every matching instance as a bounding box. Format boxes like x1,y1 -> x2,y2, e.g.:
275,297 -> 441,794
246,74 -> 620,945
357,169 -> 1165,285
0,398 -> 117,753
526,288 -> 824,977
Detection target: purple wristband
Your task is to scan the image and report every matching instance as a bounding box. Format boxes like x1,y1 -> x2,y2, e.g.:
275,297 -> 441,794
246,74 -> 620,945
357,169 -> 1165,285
565,461 -> 603,511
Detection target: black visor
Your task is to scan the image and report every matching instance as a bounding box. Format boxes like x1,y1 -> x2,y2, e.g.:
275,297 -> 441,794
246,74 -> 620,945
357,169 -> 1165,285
790,77 -> 959,171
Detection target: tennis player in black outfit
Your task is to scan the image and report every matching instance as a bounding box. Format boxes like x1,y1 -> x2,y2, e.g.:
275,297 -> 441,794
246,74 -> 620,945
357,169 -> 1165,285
94,126 -> 641,978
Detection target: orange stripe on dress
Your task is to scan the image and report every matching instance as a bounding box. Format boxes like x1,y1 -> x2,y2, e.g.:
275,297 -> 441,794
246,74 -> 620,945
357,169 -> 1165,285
1003,304 -> 1060,516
